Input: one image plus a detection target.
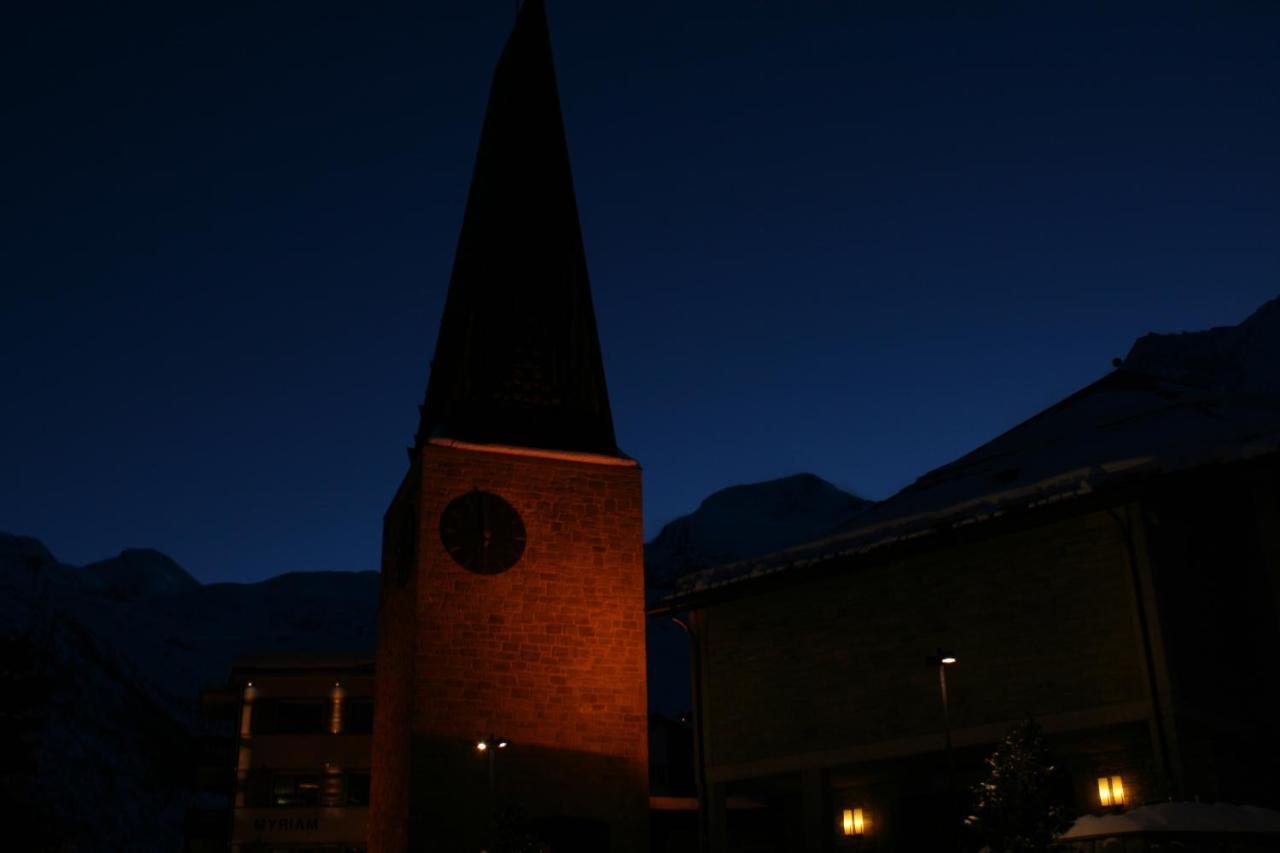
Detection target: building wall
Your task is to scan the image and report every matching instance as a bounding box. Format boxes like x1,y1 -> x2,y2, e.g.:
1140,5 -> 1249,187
229,662 -> 375,853
692,462 -> 1280,851
370,440 -> 650,853
367,476 -> 417,853
698,509 -> 1147,778
1145,463 -> 1280,807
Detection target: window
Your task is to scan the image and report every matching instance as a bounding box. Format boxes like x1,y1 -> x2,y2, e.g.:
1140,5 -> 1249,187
250,700 -> 327,735
345,770 -> 371,806
272,771 -> 321,806
244,768 -> 274,807
343,699 -> 374,734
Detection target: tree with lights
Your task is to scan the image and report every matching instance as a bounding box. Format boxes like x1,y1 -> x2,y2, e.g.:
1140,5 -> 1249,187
966,717 -> 1071,853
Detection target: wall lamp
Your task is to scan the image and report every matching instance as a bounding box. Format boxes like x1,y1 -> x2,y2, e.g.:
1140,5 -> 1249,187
476,736 -> 510,752
841,807 -> 867,837
1097,775 -> 1127,808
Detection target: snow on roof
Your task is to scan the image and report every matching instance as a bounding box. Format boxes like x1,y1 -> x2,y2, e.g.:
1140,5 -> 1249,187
667,297 -> 1280,603
1060,802 -> 1280,838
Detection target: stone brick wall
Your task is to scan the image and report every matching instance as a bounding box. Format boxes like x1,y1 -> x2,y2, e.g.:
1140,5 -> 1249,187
699,509 -> 1146,773
370,441 -> 649,852
367,475 -> 417,853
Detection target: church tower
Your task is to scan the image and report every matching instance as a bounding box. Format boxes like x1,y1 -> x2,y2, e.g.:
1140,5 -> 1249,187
368,3 -> 648,851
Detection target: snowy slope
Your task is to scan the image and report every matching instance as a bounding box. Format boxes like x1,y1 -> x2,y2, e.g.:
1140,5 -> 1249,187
1060,801 -> 1280,838
1124,296 -> 1280,394
673,295 -> 1280,598
0,537 -> 380,725
646,473 -> 871,589
62,568 -> 378,725
0,534 -> 379,850
0,535 -> 192,852
83,548 -> 201,601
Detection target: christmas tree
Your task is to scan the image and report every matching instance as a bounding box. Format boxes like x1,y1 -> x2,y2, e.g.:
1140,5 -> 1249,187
966,717 -> 1071,852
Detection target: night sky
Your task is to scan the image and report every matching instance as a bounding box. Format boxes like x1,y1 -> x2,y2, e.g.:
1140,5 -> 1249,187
4,2 -> 1277,583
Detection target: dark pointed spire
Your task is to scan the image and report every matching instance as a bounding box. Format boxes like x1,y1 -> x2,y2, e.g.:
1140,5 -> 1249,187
417,0 -> 620,457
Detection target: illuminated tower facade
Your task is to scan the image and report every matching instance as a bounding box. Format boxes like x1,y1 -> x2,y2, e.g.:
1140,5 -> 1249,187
368,3 -> 648,851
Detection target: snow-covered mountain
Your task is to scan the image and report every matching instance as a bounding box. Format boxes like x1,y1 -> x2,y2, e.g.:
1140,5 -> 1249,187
1123,295 -> 1280,394
0,534 -> 195,851
0,534 -> 378,851
645,473 -> 872,590
83,548 -> 201,601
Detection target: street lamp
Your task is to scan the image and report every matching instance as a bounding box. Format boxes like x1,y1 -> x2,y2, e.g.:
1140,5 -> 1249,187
926,650 -> 959,851
925,650 -> 958,787
476,734 -> 510,849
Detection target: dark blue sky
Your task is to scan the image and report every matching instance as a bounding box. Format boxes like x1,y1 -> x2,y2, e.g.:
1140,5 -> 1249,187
4,2 -> 1277,583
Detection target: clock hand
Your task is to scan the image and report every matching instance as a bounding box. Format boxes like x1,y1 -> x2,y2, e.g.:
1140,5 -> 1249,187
479,495 -> 491,570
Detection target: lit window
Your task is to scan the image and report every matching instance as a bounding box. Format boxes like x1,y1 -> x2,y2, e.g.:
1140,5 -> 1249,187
273,772 -> 321,806
841,807 -> 866,836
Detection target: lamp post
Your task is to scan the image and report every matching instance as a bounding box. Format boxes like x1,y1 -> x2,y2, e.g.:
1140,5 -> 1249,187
925,651 -> 958,788
476,734 -> 510,851
926,650 -> 958,850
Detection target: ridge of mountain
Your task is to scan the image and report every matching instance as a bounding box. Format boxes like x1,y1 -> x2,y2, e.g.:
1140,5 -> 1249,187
1123,295 -> 1280,394
644,472 -> 873,589
83,548 -> 201,600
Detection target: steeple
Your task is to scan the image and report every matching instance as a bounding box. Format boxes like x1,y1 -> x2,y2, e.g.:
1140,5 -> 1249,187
417,0 -> 620,457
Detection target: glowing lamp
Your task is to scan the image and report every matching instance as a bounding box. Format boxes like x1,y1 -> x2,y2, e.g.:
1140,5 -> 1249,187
1097,775 -> 1127,808
329,684 -> 345,734
476,740 -> 489,752
841,808 -> 866,837
925,650 -> 958,667
497,739 -> 510,749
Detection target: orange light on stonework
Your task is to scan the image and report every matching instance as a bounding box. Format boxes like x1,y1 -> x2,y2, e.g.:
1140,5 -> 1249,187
329,683 -> 345,734
841,808 -> 866,837
239,683 -> 256,738
322,764 -> 343,807
1098,775 -> 1127,807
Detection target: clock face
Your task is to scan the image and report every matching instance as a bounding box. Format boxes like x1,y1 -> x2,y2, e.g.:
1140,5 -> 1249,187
439,491 -> 526,575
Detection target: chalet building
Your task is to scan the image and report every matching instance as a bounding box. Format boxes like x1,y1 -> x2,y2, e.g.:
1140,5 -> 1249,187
653,352 -> 1280,852
188,656 -> 376,853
